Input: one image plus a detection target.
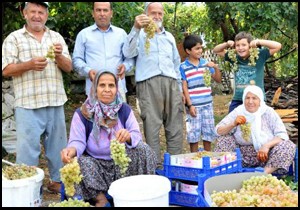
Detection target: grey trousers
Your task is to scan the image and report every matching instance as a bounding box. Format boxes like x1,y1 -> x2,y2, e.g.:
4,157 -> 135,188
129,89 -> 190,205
136,75 -> 184,164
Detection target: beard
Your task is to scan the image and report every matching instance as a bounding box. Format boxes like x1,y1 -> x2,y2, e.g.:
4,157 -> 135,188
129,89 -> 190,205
154,20 -> 163,29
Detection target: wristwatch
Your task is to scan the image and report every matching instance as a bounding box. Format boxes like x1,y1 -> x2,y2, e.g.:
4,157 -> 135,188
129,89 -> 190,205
186,104 -> 193,108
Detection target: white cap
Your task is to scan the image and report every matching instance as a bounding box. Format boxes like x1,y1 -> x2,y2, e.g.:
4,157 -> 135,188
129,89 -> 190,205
144,2 -> 162,12
25,2 -> 49,8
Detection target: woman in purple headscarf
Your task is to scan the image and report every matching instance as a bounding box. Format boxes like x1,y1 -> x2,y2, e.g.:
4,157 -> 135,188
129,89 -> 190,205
61,71 -> 157,207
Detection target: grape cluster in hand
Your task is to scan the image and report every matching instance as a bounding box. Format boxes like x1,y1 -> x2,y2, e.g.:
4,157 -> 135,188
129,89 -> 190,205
227,48 -> 238,72
226,47 -> 260,72
249,48 -> 260,66
46,45 -> 55,60
144,18 -> 156,55
203,69 -> 211,87
60,157 -> 83,197
110,139 -> 131,176
241,123 -> 251,142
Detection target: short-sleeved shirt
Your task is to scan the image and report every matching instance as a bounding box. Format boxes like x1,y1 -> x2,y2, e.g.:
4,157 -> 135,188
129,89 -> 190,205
225,48 -> 270,101
2,25 -> 71,109
180,58 -> 215,106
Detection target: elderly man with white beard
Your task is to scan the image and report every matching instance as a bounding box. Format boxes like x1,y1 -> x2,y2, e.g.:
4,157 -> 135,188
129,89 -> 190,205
122,2 -> 185,168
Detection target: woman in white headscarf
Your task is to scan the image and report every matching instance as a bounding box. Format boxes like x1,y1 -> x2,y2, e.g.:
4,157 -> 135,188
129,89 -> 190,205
214,84 -> 296,174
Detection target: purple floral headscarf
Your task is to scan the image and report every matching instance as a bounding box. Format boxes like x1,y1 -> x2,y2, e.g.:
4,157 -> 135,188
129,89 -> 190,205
83,71 -> 123,142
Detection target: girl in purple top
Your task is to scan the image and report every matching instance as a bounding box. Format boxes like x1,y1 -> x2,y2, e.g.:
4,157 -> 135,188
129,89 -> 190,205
61,71 -> 156,207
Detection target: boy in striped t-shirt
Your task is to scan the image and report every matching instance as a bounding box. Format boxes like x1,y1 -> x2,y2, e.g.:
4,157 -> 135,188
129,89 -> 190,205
180,35 -> 222,152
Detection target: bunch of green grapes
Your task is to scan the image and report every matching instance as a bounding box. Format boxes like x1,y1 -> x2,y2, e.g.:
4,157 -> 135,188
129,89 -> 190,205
48,198 -> 91,207
227,48 -> 238,72
110,139 -> 131,176
60,157 -> 83,197
249,47 -> 260,66
203,69 -> 211,87
144,18 -> 156,55
211,174 -> 298,207
2,164 -> 37,180
46,45 -> 55,60
240,123 -> 251,142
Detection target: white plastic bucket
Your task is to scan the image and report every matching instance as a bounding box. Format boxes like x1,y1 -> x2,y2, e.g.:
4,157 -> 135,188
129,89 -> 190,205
108,174 -> 171,207
2,167 -> 44,207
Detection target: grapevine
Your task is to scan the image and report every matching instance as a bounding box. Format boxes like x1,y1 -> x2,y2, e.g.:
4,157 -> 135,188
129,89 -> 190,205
211,174 -> 298,207
110,139 -> 131,176
2,164 -> 37,180
144,18 -> 156,55
46,45 -> 55,60
48,198 -> 91,207
203,69 -> 211,87
60,157 -> 83,197
240,123 -> 251,142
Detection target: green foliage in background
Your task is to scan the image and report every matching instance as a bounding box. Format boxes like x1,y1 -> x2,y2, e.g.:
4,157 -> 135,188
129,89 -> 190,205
2,2 -> 298,89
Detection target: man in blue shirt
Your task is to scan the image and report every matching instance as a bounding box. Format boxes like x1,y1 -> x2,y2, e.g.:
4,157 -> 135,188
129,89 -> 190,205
72,2 -> 134,101
123,2 -> 184,167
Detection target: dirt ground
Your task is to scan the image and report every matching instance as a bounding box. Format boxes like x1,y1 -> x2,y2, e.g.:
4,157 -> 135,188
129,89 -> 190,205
5,93 -> 232,207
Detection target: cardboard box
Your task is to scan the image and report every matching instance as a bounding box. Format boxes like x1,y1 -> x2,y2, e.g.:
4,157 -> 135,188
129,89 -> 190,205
204,172 -> 266,207
170,151 -> 235,169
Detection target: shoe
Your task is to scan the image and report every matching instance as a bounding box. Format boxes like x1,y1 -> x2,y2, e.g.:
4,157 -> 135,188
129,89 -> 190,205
47,181 -> 61,194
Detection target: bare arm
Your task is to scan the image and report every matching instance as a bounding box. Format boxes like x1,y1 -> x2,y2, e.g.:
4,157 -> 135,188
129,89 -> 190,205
2,57 -> 47,77
213,40 -> 235,57
53,43 -> 72,73
182,80 -> 191,106
217,121 -> 236,135
210,63 -> 222,83
250,39 -> 282,56
182,80 -> 196,117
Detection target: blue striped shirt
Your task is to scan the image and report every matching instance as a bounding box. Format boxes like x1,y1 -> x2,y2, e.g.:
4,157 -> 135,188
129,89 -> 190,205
180,58 -> 215,106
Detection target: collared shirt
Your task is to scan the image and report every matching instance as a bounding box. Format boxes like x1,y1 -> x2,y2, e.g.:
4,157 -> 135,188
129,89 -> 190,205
180,58 -> 215,106
123,27 -> 182,91
72,23 -> 134,95
2,25 -> 71,109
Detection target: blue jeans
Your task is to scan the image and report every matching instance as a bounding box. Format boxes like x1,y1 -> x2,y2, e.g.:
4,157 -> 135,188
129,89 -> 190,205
15,106 -> 67,182
228,100 -> 243,113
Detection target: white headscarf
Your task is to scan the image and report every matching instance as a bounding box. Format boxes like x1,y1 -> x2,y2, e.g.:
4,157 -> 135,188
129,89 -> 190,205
235,85 -> 268,151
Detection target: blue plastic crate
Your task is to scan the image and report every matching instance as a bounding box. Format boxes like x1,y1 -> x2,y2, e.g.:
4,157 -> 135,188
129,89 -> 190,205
169,190 -> 209,207
163,148 -> 242,183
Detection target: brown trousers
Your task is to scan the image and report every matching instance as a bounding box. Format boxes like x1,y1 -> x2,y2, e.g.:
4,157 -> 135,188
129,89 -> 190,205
136,75 -> 184,164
